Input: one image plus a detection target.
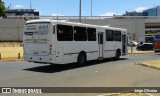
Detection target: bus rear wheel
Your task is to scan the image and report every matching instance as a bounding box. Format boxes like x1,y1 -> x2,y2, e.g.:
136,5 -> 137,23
77,52 -> 86,66
114,50 -> 121,60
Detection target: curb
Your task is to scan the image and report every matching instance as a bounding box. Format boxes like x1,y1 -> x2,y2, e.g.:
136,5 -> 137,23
0,59 -> 24,62
128,52 -> 154,54
135,62 -> 160,70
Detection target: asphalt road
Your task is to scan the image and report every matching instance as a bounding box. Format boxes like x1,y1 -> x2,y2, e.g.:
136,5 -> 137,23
0,53 -> 160,96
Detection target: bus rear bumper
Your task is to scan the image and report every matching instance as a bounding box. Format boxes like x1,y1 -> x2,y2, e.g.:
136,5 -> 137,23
24,54 -> 55,64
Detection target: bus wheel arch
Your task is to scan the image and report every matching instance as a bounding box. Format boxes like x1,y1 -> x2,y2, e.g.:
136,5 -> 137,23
77,51 -> 87,66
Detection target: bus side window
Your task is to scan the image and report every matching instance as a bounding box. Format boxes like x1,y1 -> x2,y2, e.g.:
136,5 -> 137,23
106,30 -> 114,41
114,31 -> 121,41
87,28 -> 96,41
74,26 -> 87,41
57,24 -> 73,41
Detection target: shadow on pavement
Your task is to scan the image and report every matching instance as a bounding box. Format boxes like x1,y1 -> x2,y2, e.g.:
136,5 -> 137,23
23,58 -> 127,73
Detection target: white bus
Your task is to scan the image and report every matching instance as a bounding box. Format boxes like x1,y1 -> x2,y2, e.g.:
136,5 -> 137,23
23,19 -> 128,65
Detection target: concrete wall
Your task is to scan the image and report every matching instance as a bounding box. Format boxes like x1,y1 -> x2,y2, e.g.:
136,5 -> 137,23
0,19 -> 25,41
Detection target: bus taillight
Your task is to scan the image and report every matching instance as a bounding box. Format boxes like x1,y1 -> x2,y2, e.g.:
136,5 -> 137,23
50,44 -> 52,51
49,44 -> 52,54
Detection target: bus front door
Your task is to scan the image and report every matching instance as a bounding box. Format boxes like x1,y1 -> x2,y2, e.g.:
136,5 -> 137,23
98,32 -> 104,59
122,34 -> 127,55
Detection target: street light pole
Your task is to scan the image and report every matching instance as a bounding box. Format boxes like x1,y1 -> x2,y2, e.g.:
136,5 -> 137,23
91,0 -> 92,19
79,0 -> 81,22
30,0 -> 32,9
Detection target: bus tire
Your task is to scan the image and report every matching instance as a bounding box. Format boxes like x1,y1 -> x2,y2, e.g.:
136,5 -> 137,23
114,49 -> 121,60
77,52 -> 86,66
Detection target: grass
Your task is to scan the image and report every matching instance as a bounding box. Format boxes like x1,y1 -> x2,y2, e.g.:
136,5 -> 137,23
0,42 -> 23,60
139,59 -> 160,68
0,47 -> 23,60
107,93 -> 151,96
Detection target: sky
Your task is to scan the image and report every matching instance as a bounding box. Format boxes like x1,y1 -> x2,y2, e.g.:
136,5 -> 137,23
3,0 -> 160,16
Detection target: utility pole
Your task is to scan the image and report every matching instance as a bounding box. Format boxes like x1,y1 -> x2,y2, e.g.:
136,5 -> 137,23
79,0 -> 81,22
30,0 -> 32,9
91,0 -> 92,19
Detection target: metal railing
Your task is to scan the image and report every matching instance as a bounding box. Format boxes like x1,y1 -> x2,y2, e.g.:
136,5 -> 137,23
0,44 -> 22,47
5,16 -> 160,21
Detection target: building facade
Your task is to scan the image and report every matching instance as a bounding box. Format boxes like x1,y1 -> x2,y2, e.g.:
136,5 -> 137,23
143,6 -> 160,16
5,9 -> 39,19
123,11 -> 144,16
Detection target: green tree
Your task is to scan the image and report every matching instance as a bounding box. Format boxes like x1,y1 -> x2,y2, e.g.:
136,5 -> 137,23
0,0 -> 6,17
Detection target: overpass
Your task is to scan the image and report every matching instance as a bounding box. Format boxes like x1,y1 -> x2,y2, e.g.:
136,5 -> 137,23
1,16 -> 160,42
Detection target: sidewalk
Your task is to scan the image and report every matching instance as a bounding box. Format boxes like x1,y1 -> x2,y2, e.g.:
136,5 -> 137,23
128,50 -> 154,54
128,50 -> 160,70
128,47 -> 160,70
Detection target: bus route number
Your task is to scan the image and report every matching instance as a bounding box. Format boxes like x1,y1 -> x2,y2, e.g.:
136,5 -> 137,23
39,25 -> 48,29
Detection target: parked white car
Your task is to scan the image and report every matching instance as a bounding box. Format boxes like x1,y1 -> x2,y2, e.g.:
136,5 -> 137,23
128,41 -> 139,47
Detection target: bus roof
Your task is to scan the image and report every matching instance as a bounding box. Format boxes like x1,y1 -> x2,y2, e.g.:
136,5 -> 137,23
26,19 -> 52,23
26,19 -> 127,31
